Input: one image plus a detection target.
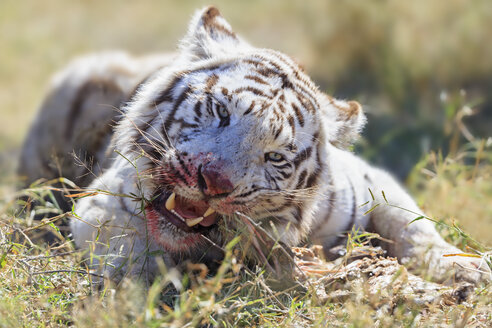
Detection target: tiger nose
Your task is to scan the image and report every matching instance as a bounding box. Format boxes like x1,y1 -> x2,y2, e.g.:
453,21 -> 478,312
198,162 -> 234,196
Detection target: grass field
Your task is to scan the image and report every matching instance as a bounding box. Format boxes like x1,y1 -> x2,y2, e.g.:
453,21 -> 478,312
1,0 -> 491,326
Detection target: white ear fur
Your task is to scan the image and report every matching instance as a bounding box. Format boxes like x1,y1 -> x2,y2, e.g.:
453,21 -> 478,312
179,6 -> 250,60
319,95 -> 366,148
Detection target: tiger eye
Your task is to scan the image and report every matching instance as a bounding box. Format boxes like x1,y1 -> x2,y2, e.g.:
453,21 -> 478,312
217,106 -> 230,119
265,152 -> 285,162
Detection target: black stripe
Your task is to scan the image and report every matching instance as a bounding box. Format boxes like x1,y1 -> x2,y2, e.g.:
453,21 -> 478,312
291,207 -> 303,223
305,167 -> 320,188
264,170 -> 279,190
278,171 -> 291,179
293,147 -> 312,168
235,187 -> 262,199
348,177 -> 357,230
243,100 -> 256,116
154,74 -> 182,105
291,103 -> 305,127
287,115 -> 295,136
244,74 -> 269,85
163,85 -> 193,133
233,86 -> 272,98
193,101 -> 202,118
177,155 -> 192,178
272,163 -> 291,170
295,169 -> 307,189
273,127 -> 282,140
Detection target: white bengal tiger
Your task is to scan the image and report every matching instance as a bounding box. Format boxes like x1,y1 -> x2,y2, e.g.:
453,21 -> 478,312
19,7 -> 489,283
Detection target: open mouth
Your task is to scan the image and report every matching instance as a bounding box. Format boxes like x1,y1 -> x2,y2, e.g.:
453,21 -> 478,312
148,191 -> 218,233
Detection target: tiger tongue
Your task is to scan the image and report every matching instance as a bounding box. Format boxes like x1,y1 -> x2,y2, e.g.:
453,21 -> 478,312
174,196 -> 217,227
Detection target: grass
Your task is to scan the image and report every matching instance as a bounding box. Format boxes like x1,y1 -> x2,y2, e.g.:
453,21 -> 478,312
0,141 -> 491,327
1,1 -> 492,326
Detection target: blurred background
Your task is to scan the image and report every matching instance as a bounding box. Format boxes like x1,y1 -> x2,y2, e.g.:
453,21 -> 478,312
1,0 -> 491,244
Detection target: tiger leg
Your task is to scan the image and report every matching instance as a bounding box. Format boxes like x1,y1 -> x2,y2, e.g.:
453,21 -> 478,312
368,168 -> 490,284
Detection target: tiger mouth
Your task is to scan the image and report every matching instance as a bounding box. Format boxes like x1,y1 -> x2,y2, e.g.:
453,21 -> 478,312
148,191 -> 218,233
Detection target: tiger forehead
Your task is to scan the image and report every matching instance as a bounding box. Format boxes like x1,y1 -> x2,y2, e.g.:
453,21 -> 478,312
182,56 -> 322,146
190,57 -> 321,119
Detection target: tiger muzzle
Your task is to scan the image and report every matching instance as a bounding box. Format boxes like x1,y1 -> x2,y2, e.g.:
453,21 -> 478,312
197,160 -> 234,197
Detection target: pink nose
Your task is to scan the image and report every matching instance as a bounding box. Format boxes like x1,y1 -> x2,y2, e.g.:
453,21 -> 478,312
199,161 -> 234,196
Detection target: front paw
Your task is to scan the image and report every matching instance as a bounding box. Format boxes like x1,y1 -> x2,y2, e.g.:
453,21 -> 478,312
425,248 -> 491,284
441,254 -> 491,284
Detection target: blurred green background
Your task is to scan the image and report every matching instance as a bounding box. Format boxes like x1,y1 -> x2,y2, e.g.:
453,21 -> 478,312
1,0 -> 491,243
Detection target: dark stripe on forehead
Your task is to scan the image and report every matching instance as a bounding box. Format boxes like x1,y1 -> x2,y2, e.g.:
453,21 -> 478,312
248,55 -> 320,114
205,74 -> 219,94
233,86 -> 272,99
203,74 -> 220,117
257,101 -> 271,116
256,67 -> 281,79
243,100 -> 256,116
279,73 -> 294,90
287,114 -> 295,136
242,58 -> 280,77
277,101 -> 286,113
291,103 -> 305,127
273,127 -> 282,140
296,93 -> 316,114
221,87 -> 232,102
264,50 -> 318,93
241,58 -> 263,67
244,74 -> 269,85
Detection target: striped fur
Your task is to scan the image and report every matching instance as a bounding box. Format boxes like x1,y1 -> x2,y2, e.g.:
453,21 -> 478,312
21,7 -> 489,283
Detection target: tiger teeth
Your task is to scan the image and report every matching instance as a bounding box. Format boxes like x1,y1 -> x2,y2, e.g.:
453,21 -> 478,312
185,216 -> 204,227
203,207 -> 215,217
165,192 -> 176,211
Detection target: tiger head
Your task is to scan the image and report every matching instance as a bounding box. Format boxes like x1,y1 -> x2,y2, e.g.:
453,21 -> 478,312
114,7 -> 365,257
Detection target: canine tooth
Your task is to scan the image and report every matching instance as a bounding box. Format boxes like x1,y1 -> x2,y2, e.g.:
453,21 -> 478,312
203,207 -> 215,217
185,216 -> 204,227
165,192 -> 176,210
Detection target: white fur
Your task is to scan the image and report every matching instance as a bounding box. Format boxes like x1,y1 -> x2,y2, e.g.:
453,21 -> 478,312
21,7 -> 490,284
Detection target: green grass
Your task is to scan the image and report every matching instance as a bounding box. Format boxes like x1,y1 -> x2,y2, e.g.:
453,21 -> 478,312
2,1 -> 492,326
0,143 -> 491,327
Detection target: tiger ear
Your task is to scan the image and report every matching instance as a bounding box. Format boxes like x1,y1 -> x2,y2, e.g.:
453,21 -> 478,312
180,6 -> 250,60
319,95 -> 366,148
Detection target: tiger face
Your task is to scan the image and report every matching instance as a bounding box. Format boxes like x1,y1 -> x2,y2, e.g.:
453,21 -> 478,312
113,7 -> 365,256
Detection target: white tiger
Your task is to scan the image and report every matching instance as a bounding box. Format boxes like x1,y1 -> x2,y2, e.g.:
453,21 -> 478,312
19,7 -> 489,284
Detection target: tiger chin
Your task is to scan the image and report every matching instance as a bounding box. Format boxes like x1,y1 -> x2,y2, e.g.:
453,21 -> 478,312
19,7 -> 490,285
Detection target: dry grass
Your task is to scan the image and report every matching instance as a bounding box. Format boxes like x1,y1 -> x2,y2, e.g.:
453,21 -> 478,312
0,178 -> 491,327
1,1 -> 492,326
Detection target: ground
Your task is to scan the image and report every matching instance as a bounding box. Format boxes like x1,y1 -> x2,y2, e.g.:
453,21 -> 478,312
1,1 -> 491,326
